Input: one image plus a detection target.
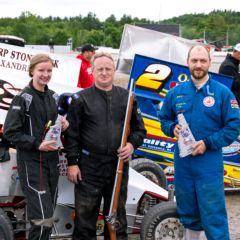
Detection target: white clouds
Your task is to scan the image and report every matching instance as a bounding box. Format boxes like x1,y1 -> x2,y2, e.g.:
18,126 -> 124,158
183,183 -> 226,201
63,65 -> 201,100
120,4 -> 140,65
0,0 -> 239,21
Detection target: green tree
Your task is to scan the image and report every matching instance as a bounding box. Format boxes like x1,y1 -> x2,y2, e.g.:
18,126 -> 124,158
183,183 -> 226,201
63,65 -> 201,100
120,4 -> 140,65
0,10 -> 239,49
81,12 -> 101,30
53,30 -> 69,45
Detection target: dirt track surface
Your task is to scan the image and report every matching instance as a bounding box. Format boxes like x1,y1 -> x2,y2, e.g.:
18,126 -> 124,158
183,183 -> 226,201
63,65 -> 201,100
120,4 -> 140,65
225,192 -> 240,240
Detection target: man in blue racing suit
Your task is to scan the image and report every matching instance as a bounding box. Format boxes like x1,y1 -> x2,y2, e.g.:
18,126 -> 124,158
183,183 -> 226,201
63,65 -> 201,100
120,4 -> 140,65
159,45 -> 240,240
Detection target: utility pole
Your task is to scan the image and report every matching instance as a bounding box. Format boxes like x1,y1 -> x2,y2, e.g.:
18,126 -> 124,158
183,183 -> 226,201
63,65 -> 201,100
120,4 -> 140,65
226,28 -> 229,46
158,1 -> 162,24
102,24 -> 106,46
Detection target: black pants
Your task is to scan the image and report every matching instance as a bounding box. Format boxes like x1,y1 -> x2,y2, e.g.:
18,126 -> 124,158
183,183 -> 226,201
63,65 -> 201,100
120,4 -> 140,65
17,150 -> 59,240
73,153 -> 129,240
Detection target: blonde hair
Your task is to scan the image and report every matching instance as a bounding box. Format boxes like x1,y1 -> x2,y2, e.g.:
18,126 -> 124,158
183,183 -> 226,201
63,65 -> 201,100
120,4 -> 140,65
28,54 -> 54,77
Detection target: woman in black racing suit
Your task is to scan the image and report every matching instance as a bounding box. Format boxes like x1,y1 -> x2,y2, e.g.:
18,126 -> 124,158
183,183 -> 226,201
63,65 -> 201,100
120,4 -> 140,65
4,54 -> 68,240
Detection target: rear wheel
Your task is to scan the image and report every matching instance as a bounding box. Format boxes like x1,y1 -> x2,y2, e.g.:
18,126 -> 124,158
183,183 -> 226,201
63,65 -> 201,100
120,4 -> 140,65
130,158 -> 167,189
0,208 -> 14,240
140,201 -> 184,240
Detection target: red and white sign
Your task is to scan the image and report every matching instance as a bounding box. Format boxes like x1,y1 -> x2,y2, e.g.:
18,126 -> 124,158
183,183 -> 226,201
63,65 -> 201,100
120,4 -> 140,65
0,43 -> 81,125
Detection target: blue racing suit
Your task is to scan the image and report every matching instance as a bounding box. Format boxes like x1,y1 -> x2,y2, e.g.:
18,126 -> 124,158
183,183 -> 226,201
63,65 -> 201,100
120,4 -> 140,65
159,77 -> 240,240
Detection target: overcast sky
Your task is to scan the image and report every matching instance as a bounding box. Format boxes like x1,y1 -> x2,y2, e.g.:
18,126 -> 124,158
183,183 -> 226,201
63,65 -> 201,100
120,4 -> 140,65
0,0 -> 239,21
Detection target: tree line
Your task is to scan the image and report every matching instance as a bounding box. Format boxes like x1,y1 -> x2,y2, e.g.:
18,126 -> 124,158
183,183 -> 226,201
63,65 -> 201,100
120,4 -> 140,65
0,10 -> 239,49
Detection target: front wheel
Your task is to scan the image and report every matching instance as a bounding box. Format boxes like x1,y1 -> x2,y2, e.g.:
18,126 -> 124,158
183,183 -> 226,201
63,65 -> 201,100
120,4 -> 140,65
130,158 -> 167,189
140,201 -> 184,240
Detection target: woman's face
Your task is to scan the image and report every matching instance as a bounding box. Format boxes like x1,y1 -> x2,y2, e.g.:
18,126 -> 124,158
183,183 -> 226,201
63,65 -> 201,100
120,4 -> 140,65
31,61 -> 53,91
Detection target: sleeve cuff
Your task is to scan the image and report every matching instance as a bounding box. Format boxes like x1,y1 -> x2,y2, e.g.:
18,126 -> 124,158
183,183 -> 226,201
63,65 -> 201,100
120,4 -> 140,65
33,140 -> 41,151
203,138 -> 211,149
67,157 -> 78,166
170,122 -> 176,138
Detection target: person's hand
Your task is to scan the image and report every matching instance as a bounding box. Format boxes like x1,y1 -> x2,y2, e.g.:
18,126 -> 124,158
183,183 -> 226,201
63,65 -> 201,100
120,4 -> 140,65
39,140 -> 57,152
173,124 -> 182,139
67,165 -> 82,184
192,140 -> 206,156
117,142 -> 134,162
61,117 -> 69,131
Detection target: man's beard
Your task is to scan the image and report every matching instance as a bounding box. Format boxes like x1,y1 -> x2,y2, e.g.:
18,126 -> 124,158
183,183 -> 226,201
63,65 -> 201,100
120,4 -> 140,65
191,68 -> 208,80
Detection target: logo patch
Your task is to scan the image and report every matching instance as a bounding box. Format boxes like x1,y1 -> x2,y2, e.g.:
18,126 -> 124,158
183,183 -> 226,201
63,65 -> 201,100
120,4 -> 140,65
203,96 -> 215,107
230,100 -> 239,109
21,93 -> 33,111
12,105 -> 21,110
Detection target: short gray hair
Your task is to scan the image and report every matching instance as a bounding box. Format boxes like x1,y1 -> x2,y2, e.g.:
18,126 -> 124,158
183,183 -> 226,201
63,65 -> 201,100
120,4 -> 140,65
91,52 -> 114,68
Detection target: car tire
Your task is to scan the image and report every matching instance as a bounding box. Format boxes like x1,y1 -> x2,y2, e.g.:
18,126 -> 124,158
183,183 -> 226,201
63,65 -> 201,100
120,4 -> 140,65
0,208 -> 14,240
130,158 -> 167,189
140,201 -> 184,240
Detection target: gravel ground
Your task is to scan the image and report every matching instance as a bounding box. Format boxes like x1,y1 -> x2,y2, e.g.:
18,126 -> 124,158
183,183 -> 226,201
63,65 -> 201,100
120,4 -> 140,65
225,191 -> 240,240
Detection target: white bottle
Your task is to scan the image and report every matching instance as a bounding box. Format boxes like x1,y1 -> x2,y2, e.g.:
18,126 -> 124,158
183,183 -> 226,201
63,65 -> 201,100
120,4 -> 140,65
177,113 -> 196,158
44,115 -> 62,148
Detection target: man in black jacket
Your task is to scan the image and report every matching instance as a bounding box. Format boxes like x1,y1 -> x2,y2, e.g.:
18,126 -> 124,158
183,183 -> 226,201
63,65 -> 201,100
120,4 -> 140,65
219,43 -> 240,104
64,52 -> 146,240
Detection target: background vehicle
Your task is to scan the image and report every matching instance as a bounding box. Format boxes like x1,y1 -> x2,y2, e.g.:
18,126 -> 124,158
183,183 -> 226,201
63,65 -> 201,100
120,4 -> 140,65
0,35 -> 25,47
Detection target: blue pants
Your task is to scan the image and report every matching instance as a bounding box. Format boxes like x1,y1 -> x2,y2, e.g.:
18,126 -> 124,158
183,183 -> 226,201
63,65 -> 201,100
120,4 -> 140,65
175,172 -> 229,240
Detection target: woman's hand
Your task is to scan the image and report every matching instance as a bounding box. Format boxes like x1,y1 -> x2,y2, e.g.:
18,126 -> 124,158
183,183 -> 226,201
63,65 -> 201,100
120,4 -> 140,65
61,117 -> 69,131
39,140 -> 58,152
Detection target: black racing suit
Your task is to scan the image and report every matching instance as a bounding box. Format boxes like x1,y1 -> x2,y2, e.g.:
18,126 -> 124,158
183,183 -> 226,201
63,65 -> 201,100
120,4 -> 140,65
3,81 -> 59,240
219,53 -> 240,104
64,85 -> 146,240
